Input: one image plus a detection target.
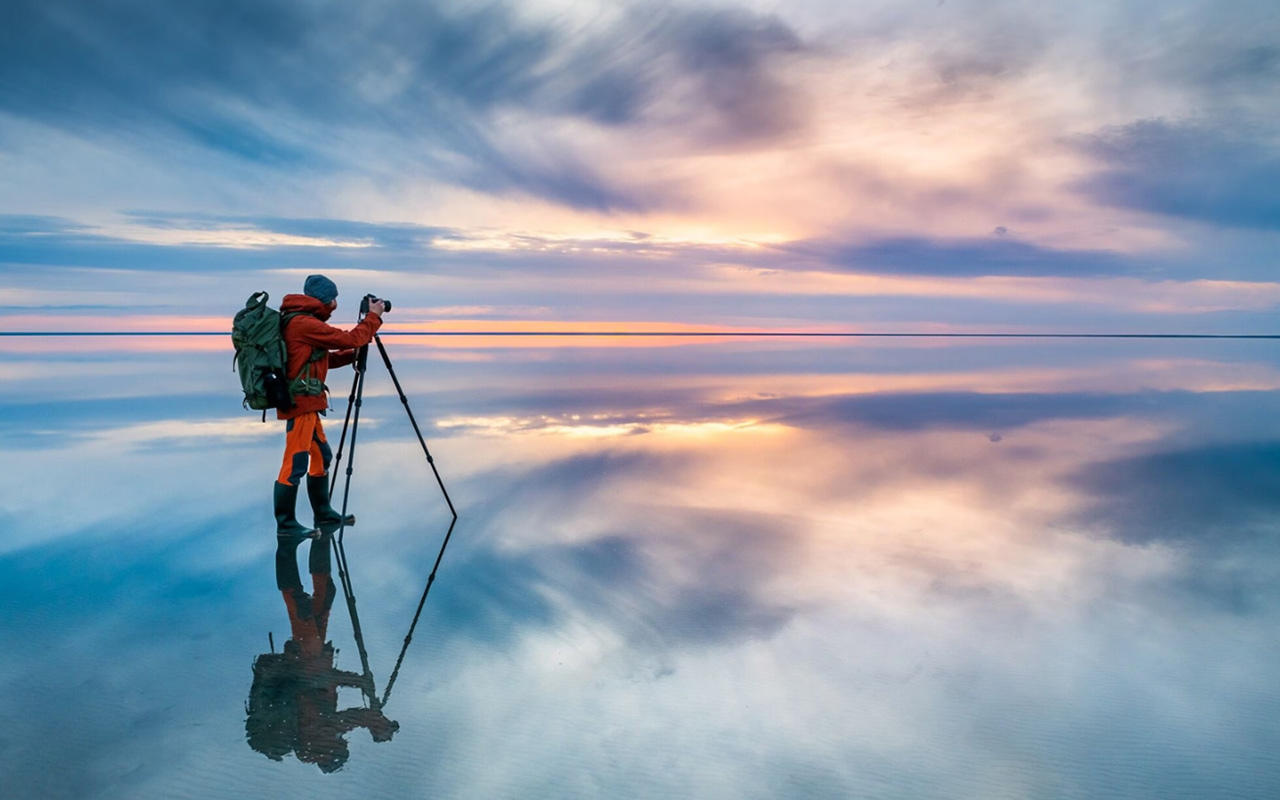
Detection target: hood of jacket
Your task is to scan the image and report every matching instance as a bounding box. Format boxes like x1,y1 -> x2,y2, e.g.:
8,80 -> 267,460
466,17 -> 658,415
280,293 -> 334,322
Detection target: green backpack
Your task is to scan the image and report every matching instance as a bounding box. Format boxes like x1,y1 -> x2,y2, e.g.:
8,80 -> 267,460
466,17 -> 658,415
231,292 -> 324,417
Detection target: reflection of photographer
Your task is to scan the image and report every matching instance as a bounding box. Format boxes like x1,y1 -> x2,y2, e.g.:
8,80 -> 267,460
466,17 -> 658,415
245,534 -> 398,773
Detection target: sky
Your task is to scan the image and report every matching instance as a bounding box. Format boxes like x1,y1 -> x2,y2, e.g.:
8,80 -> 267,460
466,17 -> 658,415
6,4 -> 1280,791
1,0 -> 1278,333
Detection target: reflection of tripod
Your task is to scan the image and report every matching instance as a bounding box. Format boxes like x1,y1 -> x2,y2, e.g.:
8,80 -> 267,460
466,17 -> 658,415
325,333 -> 459,710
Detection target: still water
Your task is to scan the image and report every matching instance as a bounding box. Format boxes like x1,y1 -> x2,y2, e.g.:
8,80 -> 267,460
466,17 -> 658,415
2,335 -> 1279,799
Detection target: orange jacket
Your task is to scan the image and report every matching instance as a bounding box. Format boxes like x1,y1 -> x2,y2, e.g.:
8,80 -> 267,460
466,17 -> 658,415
278,294 -> 382,420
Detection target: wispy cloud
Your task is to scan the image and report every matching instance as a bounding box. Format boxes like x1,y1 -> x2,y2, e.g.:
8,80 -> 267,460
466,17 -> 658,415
783,234 -> 1141,278
0,0 -> 813,211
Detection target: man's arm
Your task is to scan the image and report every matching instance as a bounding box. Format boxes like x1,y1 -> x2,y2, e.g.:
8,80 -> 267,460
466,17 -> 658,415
293,312 -> 382,352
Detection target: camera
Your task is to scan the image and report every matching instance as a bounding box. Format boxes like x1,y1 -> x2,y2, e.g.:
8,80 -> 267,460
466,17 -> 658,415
360,294 -> 391,314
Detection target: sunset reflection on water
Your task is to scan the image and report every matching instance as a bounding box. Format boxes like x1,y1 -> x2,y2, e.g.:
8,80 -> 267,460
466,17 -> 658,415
2,336 -> 1279,799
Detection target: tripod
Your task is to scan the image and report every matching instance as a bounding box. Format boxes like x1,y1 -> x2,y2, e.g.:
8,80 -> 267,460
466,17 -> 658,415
324,333 -> 458,710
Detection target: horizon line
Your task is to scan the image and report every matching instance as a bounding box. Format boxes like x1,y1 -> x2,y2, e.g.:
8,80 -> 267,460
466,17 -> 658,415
2,331 -> 1279,339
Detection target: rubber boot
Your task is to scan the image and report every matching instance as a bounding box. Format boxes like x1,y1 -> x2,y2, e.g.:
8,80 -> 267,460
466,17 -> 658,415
308,528 -> 332,575
306,475 -> 355,534
275,537 -> 304,591
274,482 -> 318,541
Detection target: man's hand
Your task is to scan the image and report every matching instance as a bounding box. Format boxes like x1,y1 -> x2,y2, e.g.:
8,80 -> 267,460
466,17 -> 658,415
368,299 -> 387,316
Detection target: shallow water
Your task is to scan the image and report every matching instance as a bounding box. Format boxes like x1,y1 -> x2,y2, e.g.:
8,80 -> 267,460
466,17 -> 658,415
3,336 -> 1280,799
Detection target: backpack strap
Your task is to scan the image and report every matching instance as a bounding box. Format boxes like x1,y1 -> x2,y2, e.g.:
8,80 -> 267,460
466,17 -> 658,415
280,311 -> 328,395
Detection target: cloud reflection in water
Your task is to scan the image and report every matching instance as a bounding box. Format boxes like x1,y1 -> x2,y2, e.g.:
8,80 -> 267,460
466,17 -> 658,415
1,338 -> 1279,797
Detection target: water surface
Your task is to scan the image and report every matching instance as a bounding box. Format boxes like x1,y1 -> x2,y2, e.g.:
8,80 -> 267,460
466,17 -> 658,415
2,336 -> 1279,798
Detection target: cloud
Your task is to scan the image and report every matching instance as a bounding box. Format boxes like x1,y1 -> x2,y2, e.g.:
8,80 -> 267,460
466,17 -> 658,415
734,390 -> 1139,433
1071,440 -> 1280,547
390,449 -> 799,653
428,389 -> 1154,442
0,215 -> 92,235
428,521 -> 796,652
1181,42 -> 1280,94
1076,119 -> 1280,231
122,212 -> 450,249
779,235 -> 1145,278
0,0 -> 811,211
0,394 -> 251,448
9,324 -> 1280,795
0,212 -> 457,273
1065,436 -> 1280,615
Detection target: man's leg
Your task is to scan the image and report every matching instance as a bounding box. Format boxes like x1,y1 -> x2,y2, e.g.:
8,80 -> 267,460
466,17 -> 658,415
278,413 -> 319,487
305,418 -> 354,533
275,414 -> 318,539
310,418 -> 332,477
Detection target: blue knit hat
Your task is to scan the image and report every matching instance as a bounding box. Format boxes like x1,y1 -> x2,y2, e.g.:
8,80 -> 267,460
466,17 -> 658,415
304,274 -> 338,304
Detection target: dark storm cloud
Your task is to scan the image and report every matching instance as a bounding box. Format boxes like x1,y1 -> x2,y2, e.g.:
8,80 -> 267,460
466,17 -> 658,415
780,235 -> 1144,278
1076,119 -> 1280,231
0,0 -> 809,211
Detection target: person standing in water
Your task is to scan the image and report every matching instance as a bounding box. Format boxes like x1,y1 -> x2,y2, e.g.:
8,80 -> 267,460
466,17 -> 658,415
273,274 -> 385,539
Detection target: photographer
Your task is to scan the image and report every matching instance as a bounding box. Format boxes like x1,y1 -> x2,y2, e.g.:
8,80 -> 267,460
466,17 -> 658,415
273,274 -> 385,539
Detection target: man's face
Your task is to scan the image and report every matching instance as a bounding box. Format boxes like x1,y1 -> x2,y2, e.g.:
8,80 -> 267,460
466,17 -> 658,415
327,299 -> 338,311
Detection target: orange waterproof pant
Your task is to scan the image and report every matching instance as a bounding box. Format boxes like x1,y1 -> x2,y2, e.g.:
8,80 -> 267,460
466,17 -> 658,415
278,412 -> 333,486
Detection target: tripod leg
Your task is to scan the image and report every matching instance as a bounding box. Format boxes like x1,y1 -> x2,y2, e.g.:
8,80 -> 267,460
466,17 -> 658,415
326,343 -> 380,705
373,335 -> 458,520
380,514 -> 457,707
323,336 -> 459,711
368,335 -> 460,709
334,343 -> 371,545
329,530 -> 378,707
327,345 -> 365,611
328,364 -> 362,498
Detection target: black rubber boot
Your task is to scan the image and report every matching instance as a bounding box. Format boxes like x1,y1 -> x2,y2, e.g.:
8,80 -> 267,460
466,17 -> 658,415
275,537 -> 304,591
309,529 -> 332,575
306,475 -> 355,534
274,482 -> 318,541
